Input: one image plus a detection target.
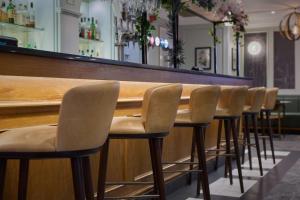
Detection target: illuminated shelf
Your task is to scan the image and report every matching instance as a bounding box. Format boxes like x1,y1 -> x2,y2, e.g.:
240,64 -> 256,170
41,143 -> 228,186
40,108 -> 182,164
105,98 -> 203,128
0,21 -> 44,32
79,37 -> 103,45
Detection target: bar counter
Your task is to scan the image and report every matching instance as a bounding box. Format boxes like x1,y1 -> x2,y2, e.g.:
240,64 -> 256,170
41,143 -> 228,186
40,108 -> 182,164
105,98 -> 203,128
0,46 -> 252,199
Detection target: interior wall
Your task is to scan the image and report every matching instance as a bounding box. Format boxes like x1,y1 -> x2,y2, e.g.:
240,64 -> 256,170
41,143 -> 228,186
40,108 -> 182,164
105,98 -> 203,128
179,24 -> 225,74
245,27 -> 300,95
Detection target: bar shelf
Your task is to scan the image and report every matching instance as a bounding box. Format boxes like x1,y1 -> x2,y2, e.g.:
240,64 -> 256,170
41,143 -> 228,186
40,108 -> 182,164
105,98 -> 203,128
0,21 -> 44,33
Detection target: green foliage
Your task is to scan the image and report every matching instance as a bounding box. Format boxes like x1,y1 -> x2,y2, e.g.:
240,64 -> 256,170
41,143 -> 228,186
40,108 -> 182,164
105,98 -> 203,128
135,13 -> 156,47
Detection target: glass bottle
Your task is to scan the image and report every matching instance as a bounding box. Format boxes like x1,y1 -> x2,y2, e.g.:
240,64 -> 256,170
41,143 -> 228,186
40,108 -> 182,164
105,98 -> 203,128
90,17 -> 96,40
0,1 -> 6,22
24,4 -> 29,26
29,1 -> 35,28
16,3 -> 23,25
6,0 -> 15,24
95,20 -> 100,41
87,18 -> 91,39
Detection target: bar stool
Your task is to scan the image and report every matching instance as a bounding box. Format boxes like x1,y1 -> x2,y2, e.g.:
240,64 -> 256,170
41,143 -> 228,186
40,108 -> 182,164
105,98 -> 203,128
97,84 -> 182,200
213,86 -> 248,193
174,85 -> 221,200
260,88 -> 279,164
241,87 -> 266,176
0,82 -> 120,200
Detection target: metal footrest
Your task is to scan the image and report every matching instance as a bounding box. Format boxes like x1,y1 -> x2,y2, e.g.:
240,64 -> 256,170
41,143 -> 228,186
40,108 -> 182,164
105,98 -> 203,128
241,143 -> 257,147
164,169 -> 203,173
206,149 -> 226,152
106,182 -> 154,186
162,161 -> 198,165
207,153 -> 236,157
104,194 -> 159,199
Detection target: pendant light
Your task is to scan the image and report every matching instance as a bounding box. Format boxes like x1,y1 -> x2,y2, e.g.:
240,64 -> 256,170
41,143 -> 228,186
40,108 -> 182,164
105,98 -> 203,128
279,9 -> 300,41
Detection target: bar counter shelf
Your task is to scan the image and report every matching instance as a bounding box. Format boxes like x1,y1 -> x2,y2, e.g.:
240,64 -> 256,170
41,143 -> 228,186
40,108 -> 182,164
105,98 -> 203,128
0,21 -> 44,33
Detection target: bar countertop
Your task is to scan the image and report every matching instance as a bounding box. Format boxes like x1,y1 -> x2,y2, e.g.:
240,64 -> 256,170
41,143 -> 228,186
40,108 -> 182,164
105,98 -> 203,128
0,45 -> 252,82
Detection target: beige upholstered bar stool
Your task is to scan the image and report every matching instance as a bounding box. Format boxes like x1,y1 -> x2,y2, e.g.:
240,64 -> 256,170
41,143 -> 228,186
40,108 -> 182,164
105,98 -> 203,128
241,87 -> 266,176
0,82 -> 120,200
97,84 -> 182,200
260,88 -> 279,164
213,86 -> 248,193
174,85 -> 221,200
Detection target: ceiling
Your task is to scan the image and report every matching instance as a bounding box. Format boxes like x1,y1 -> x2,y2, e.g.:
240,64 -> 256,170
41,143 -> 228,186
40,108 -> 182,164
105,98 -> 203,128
179,0 -> 300,29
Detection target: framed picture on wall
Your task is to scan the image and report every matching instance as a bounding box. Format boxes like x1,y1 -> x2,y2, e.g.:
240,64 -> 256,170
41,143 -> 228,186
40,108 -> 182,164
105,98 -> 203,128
195,47 -> 211,70
232,48 -> 237,71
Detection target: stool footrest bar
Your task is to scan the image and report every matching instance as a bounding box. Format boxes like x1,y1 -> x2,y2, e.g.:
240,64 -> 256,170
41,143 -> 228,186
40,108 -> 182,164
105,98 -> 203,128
106,181 -> 154,186
104,195 -> 159,199
163,170 -> 203,173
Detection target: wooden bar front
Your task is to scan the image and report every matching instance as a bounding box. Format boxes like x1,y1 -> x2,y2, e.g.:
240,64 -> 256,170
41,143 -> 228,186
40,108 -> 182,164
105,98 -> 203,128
0,48 -> 252,200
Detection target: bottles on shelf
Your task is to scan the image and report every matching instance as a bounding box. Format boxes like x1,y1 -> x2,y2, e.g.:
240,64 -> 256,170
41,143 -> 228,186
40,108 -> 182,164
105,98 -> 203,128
0,0 -> 35,28
79,16 -> 101,41
79,48 -> 100,58
6,0 -> 15,23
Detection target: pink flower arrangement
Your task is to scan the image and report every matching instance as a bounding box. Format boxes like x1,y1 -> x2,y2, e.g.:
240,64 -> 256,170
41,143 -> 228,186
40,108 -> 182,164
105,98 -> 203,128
212,0 -> 249,32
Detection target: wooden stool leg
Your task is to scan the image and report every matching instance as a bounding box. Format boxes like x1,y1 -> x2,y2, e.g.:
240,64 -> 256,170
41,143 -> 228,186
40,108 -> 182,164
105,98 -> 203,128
97,140 -> 110,200
0,159 -> 7,200
195,127 -> 211,200
82,156 -> 94,200
245,115 -> 253,170
71,158 -> 85,200
252,114 -> 263,176
266,111 -> 276,164
224,120 -> 233,185
242,117 -> 247,164
231,119 -> 244,193
188,130 -> 196,185
18,159 -> 29,200
149,138 -> 166,200
215,120 -> 223,170
260,111 -> 267,160
149,139 -> 159,197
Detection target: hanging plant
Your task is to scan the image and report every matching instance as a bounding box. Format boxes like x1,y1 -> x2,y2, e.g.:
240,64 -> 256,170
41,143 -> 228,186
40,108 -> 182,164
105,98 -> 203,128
135,12 -> 157,48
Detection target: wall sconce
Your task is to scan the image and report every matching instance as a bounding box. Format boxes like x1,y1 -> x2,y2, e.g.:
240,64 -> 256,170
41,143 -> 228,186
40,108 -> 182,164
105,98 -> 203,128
247,41 -> 262,56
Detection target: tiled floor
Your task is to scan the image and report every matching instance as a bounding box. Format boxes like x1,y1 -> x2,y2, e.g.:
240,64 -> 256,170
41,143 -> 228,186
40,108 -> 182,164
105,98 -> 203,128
167,135 -> 300,200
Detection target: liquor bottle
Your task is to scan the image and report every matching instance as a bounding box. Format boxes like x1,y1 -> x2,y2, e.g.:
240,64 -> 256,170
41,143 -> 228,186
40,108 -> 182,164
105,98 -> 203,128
0,1 -> 7,22
23,4 -> 29,26
87,18 -> 91,39
83,17 -> 87,39
6,0 -> 15,24
90,17 -> 96,40
95,20 -> 100,41
79,18 -> 84,38
16,3 -> 24,25
28,2 -> 35,28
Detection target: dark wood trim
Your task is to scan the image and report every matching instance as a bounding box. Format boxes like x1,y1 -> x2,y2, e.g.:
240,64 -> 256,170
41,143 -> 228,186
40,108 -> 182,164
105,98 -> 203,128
0,46 -> 252,86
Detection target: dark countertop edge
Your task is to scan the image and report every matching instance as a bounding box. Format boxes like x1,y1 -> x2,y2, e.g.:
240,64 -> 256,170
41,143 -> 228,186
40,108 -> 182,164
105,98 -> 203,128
0,45 -> 252,81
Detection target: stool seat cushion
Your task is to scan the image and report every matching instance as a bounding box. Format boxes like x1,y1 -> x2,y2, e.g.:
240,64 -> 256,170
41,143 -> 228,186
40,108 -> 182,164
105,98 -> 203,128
175,109 -> 192,124
0,125 -> 56,152
110,117 -> 145,134
215,108 -> 231,117
243,105 -> 252,112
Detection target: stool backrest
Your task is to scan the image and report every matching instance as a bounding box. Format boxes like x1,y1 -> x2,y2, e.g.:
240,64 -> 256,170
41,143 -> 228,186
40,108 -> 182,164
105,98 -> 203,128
218,86 -> 248,117
56,81 -> 120,151
141,84 -> 183,133
263,88 -> 279,110
189,85 -> 221,123
245,87 -> 266,113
